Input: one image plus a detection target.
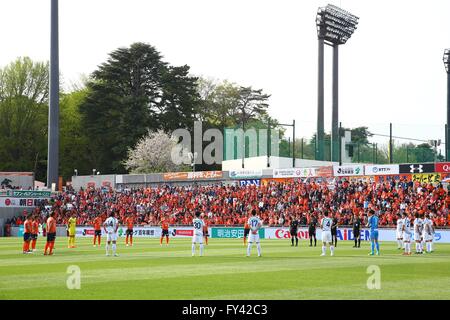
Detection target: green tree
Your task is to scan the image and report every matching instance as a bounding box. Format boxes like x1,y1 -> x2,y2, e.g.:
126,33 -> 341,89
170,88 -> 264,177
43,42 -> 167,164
0,57 -> 49,181
79,42 -> 200,173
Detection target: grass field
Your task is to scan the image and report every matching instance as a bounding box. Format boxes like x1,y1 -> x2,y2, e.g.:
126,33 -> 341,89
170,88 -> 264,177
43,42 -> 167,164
0,237 -> 449,300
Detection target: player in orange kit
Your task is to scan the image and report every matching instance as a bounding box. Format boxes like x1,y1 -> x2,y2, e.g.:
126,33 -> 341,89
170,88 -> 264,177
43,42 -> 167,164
203,217 -> 209,245
44,211 -> 57,255
93,215 -> 102,247
160,218 -> 170,246
22,214 -> 32,254
125,213 -> 134,246
30,214 -> 39,252
243,217 -> 251,246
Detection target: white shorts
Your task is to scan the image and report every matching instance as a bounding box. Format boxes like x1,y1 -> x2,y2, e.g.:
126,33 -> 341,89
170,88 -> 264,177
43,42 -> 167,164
192,235 -> 203,244
396,231 -> 403,239
248,232 -> 260,243
106,232 -> 117,242
322,231 -> 332,243
423,233 -> 433,242
414,232 -> 422,242
403,232 -> 411,242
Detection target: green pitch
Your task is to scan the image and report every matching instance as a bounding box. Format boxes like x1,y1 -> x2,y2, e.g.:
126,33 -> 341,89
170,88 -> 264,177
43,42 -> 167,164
0,237 -> 449,300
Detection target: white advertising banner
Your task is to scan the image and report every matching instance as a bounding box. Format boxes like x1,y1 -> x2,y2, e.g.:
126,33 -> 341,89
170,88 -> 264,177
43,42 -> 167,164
74,226 -> 206,238
364,165 -> 400,176
273,168 -> 317,178
263,227 -> 450,243
333,165 -> 364,177
0,197 -> 45,208
229,169 -> 263,179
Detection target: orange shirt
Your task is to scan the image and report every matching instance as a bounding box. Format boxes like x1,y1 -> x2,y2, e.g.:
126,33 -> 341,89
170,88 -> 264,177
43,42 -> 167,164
126,217 -> 134,229
244,221 -> 250,229
47,217 -> 56,233
32,221 -> 39,234
93,217 -> 102,231
161,221 -> 169,230
24,220 -> 32,233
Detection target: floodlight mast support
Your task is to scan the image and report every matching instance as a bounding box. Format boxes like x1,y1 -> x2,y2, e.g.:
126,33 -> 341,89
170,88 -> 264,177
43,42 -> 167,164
444,49 -> 450,161
331,44 -> 339,162
47,0 -> 59,191
317,38 -> 325,161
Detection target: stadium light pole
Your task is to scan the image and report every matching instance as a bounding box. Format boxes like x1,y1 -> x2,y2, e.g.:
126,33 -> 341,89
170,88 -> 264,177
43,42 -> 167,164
47,0 -> 59,191
444,49 -> 450,161
316,4 -> 359,162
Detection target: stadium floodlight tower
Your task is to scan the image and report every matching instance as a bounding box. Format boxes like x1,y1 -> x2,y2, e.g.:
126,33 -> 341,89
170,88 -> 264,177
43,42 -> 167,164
444,49 -> 450,161
316,4 -> 359,161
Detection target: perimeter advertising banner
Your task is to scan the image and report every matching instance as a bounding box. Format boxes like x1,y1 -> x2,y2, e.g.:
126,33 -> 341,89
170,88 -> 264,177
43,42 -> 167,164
239,179 -> 261,186
273,167 -> 317,178
263,227 -> 450,243
163,171 -> 223,181
399,163 -> 435,174
229,169 -> 263,179
211,227 -> 264,239
0,197 -> 47,208
333,165 -> 364,177
435,162 -> 450,173
74,226 -> 203,238
364,165 -> 399,176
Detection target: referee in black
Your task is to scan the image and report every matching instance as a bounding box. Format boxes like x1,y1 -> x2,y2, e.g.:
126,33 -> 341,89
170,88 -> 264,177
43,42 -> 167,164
308,212 -> 317,247
351,213 -> 362,248
331,215 -> 338,247
289,216 -> 299,247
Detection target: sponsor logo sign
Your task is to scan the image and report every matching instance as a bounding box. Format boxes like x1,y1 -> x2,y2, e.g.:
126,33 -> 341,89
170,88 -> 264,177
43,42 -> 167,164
239,179 -> 261,186
0,197 -> 46,208
435,162 -> 450,173
5,190 -> 51,198
399,163 -> 435,174
273,168 -> 317,178
211,227 -> 264,239
333,165 -> 364,177
229,170 -> 263,179
316,166 -> 333,177
364,165 -> 399,176
75,226 -> 200,238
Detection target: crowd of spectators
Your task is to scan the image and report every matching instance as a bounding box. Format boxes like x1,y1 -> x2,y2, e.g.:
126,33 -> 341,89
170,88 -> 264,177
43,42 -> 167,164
6,178 -> 450,228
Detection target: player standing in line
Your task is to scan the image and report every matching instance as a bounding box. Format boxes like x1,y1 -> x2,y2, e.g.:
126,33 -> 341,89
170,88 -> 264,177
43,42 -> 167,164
93,215 -> 102,247
396,213 -> 404,250
22,214 -> 32,254
413,212 -> 423,254
125,213 -> 134,247
160,218 -> 170,246
203,217 -> 209,245
192,211 -> 205,257
422,213 -> 433,254
67,212 -> 77,248
429,213 -> 435,252
320,211 -> 334,256
103,212 -> 119,257
331,215 -> 338,247
243,215 -> 251,246
44,211 -> 57,256
366,209 -> 380,256
247,209 -> 262,257
351,213 -> 361,248
30,215 -> 39,252
289,215 -> 299,247
402,212 -> 412,255
308,212 -> 317,247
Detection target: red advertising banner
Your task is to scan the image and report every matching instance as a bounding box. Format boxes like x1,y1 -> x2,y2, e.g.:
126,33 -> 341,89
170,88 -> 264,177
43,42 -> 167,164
175,229 -> 193,236
316,166 -> 333,177
435,162 -> 450,173
163,171 -> 223,181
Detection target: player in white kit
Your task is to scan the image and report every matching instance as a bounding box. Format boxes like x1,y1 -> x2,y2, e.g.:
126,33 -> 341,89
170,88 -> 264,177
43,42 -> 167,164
246,209 -> 262,257
413,212 -> 424,254
103,212 -> 119,257
422,213 -> 434,253
395,214 -> 404,250
320,211 -> 334,256
401,212 -> 412,255
192,211 -> 205,257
